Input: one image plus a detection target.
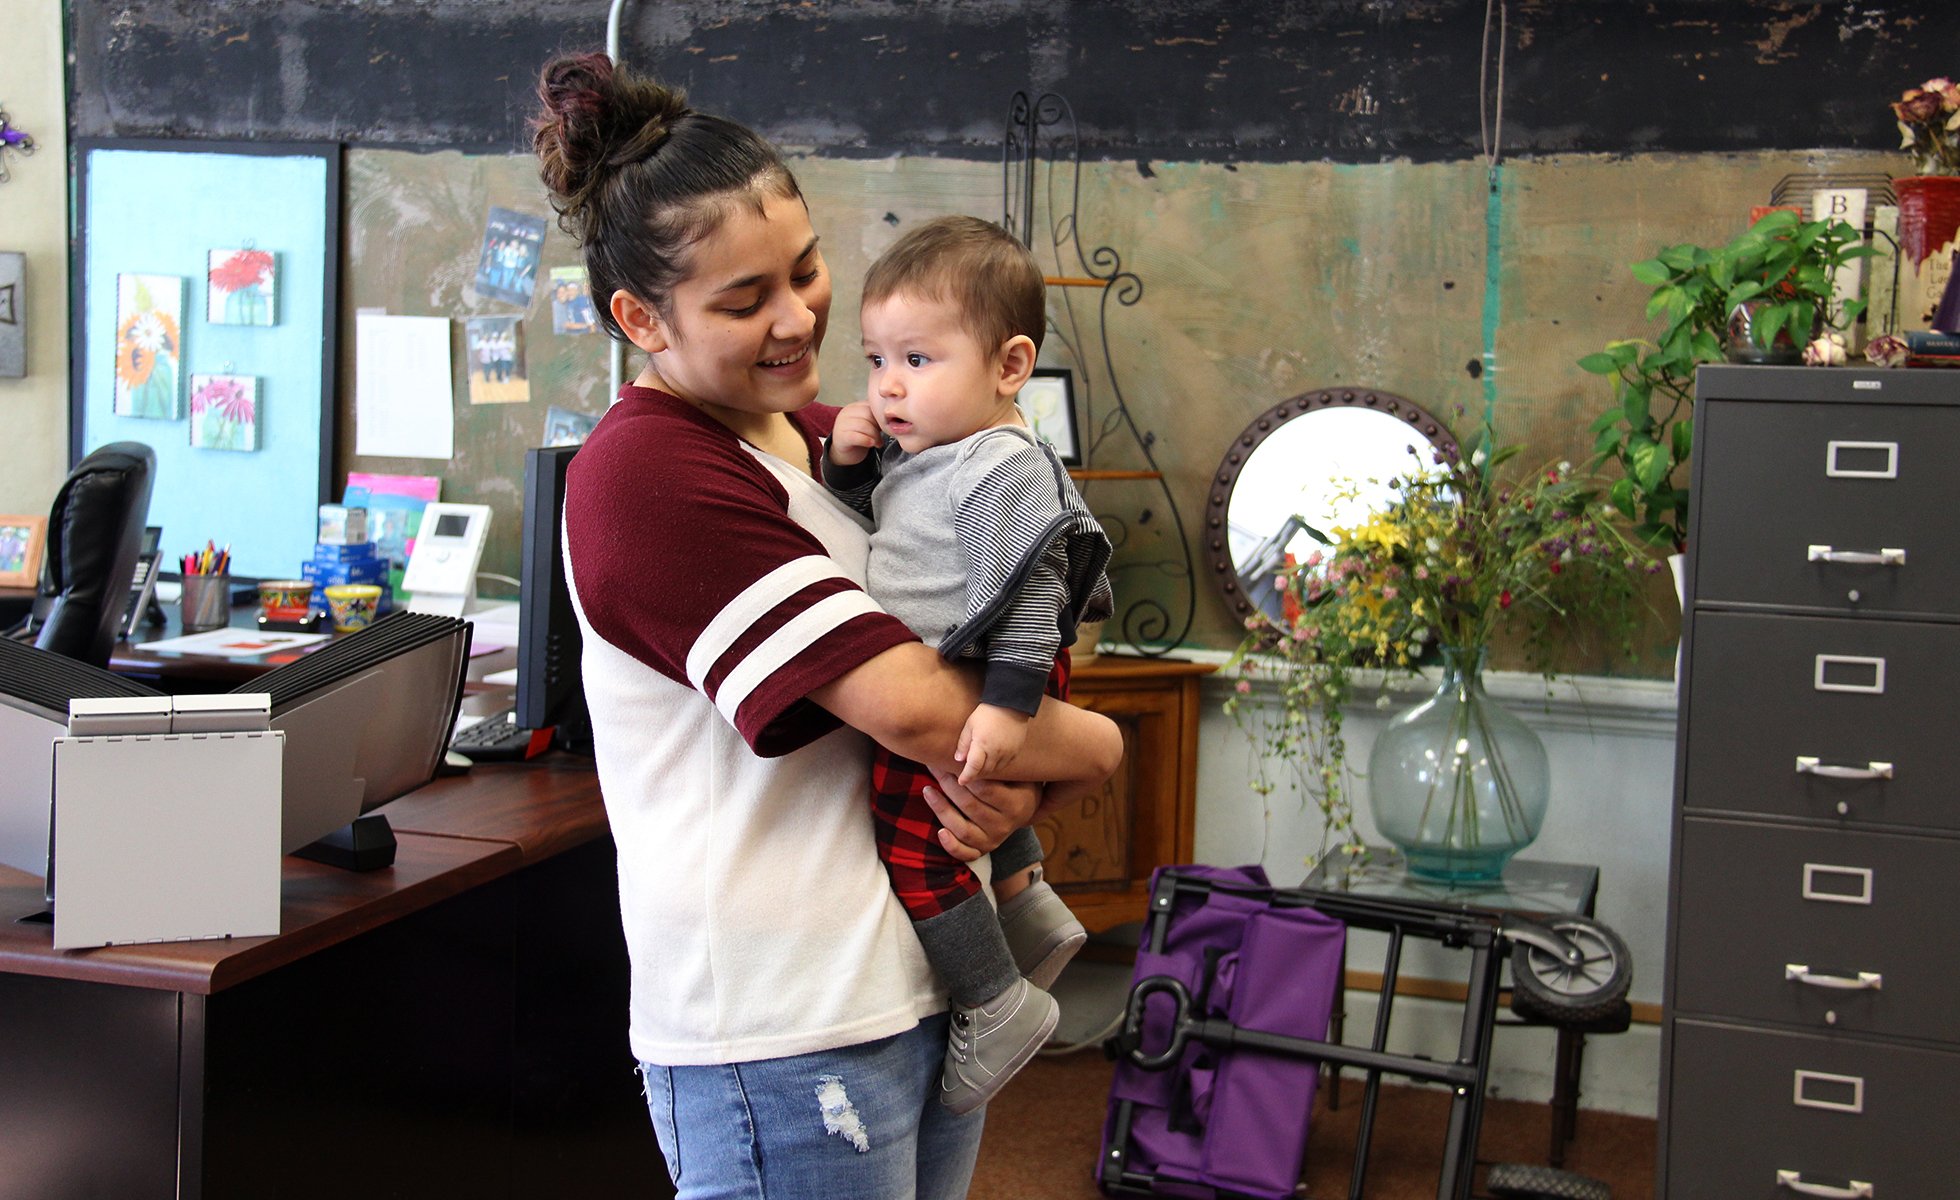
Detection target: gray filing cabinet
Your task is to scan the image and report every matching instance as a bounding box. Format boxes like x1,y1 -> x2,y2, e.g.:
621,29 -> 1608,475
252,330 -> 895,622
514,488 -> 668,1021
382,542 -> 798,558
1661,365 -> 1960,1198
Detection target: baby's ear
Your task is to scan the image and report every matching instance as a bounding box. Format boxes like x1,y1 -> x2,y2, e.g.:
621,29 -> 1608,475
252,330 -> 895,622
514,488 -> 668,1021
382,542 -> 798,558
995,334 -> 1037,396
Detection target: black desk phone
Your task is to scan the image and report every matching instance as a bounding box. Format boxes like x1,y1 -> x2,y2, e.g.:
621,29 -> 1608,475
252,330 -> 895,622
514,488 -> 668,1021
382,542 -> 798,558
121,525 -> 165,638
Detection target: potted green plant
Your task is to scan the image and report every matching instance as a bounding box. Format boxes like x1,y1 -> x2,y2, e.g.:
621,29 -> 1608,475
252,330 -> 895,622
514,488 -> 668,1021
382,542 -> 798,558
1578,210 -> 1875,554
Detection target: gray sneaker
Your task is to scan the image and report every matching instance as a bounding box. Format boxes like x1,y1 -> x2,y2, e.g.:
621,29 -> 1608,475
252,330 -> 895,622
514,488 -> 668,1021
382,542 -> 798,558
998,871 -> 1088,990
939,977 -> 1059,1115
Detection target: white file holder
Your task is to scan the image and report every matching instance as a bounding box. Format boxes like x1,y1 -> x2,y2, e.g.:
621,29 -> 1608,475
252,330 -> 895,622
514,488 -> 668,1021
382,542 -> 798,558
50,698 -> 284,950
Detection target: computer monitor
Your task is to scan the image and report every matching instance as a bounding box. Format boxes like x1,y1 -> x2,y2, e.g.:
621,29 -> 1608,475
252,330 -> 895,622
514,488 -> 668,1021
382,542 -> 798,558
517,445 -> 589,751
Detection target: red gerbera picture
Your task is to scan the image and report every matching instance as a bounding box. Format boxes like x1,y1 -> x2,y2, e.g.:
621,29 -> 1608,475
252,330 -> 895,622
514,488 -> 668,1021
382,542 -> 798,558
207,248 -> 277,326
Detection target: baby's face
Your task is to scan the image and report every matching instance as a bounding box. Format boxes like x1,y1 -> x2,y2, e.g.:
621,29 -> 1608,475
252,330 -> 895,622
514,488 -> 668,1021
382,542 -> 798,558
860,292 -> 1016,455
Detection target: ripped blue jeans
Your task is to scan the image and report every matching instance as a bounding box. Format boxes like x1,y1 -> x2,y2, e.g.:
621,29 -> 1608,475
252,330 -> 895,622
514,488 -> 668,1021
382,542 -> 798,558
638,1014 -> 984,1199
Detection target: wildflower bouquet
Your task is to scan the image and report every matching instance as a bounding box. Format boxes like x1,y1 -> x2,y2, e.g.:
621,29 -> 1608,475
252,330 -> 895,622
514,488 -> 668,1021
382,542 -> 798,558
1225,424 -> 1653,866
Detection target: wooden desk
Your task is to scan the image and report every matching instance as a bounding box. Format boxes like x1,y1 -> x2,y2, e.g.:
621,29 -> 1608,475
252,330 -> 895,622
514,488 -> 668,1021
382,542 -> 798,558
0,755 -> 667,1200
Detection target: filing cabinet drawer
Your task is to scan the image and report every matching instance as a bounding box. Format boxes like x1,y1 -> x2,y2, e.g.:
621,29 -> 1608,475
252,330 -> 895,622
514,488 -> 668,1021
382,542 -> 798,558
1695,400 -> 1960,616
1683,611 -> 1960,832
1667,1019 -> 1960,1199
1673,818 -> 1960,1042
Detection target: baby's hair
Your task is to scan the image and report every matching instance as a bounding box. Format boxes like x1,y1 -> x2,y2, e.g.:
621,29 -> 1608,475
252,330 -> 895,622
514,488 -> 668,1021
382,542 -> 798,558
863,216 -> 1046,356
531,51 -> 804,338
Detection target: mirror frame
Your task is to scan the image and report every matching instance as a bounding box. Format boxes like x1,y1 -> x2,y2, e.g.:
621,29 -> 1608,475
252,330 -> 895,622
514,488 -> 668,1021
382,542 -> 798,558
1204,386 -> 1461,623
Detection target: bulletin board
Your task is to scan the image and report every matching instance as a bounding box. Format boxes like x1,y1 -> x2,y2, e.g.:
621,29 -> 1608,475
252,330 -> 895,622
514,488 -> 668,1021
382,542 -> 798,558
72,139 -> 339,580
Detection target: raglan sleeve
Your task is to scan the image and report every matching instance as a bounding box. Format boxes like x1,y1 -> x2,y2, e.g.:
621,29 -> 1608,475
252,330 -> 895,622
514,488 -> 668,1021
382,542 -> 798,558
565,422 -> 918,756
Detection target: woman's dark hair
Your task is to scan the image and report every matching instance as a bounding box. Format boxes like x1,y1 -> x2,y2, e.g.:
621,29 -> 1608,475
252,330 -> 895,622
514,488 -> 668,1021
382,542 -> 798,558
532,52 -> 803,340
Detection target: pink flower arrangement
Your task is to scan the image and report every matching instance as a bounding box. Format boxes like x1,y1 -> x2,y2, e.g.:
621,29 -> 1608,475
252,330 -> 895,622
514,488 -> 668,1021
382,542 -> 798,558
1893,76 -> 1960,176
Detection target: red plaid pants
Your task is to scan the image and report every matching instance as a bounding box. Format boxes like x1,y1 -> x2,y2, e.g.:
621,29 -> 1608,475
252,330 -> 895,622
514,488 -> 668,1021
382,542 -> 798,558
870,650 -> 1073,920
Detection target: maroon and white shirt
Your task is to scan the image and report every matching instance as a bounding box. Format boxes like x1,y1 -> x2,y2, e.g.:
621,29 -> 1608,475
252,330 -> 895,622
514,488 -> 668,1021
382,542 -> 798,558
565,386 -> 946,1065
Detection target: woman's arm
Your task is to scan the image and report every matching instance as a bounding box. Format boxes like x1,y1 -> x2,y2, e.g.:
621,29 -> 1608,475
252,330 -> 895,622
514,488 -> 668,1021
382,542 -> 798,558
809,640 -> 1122,785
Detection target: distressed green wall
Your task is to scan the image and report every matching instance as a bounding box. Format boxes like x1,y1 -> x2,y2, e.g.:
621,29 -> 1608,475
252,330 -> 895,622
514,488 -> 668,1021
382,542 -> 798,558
340,145 -> 1897,664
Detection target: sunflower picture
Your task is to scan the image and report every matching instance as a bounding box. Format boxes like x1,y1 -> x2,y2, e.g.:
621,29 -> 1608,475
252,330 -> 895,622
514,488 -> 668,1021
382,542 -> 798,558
113,273 -> 184,419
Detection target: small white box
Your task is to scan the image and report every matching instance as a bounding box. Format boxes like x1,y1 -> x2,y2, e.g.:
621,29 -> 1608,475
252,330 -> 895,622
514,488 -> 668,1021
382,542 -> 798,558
317,504 -> 370,546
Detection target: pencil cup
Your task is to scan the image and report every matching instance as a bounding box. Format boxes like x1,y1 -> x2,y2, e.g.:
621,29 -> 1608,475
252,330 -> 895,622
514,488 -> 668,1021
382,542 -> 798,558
180,574 -> 232,633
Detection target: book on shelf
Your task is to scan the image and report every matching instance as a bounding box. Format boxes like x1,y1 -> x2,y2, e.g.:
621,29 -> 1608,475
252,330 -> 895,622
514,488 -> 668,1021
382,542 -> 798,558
1867,205 -> 1901,341
1902,329 -> 1960,356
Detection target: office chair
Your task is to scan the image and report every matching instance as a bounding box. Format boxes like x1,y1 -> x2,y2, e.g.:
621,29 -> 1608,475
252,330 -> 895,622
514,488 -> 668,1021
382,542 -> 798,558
28,442 -> 155,669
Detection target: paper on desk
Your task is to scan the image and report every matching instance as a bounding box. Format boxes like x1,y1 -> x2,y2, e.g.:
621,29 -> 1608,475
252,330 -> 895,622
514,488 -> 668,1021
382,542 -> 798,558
466,600 -> 523,648
137,628 -> 331,657
354,313 -> 454,459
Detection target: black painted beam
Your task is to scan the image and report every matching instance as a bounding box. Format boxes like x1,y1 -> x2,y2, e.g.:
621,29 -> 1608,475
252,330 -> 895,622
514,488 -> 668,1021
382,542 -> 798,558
68,1 -> 1958,162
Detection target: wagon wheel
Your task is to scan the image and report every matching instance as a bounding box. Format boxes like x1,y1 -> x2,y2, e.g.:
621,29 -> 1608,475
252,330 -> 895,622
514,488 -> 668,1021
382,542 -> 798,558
1508,915 -> 1631,1027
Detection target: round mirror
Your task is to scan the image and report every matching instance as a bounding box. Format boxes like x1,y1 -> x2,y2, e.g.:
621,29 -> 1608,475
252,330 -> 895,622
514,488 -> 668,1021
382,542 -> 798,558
1205,388 -> 1460,623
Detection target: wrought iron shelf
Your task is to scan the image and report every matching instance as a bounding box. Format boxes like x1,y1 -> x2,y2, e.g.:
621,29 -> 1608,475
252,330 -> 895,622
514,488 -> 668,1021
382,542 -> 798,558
1005,90 -> 1195,656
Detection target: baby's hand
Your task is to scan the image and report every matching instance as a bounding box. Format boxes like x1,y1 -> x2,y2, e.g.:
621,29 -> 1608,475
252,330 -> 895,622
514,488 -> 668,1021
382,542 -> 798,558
956,703 -> 1032,786
828,401 -> 883,467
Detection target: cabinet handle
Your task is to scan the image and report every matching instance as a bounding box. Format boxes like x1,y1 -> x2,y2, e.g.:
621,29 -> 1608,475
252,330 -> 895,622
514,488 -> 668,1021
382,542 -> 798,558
1808,545 -> 1906,567
1785,964 -> 1884,990
1776,1170 -> 1874,1198
1795,757 -> 1895,781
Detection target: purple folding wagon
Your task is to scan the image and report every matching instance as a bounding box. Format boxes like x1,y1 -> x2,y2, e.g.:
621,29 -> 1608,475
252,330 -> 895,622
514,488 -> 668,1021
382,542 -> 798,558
1099,864 -> 1625,1200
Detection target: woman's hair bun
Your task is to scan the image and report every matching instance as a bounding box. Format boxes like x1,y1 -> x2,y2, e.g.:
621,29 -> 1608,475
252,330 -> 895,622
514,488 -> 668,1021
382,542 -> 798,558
533,51 -> 689,213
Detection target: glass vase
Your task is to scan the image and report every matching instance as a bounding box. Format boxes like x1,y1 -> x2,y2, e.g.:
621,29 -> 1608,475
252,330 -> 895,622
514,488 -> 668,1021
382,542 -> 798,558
1366,645 -> 1549,882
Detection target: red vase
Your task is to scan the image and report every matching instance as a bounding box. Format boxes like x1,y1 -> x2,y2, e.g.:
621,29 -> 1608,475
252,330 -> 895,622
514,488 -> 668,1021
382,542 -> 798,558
1895,175 -> 1960,267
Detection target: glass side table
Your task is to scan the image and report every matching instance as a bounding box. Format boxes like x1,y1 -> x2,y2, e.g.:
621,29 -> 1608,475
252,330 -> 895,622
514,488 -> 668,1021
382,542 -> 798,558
1301,847 -> 1613,1169
1302,847 -> 1599,920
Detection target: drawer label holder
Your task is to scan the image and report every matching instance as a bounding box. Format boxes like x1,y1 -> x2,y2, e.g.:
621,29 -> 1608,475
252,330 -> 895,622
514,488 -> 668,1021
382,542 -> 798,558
1801,863 -> 1875,905
1825,440 -> 1899,479
1792,1068 -> 1867,1114
1813,654 -> 1887,694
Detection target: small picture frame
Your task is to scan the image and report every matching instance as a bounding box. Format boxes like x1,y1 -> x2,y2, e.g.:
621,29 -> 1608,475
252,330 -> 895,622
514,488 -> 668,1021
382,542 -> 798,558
1019,367 -> 1080,466
0,513 -> 48,588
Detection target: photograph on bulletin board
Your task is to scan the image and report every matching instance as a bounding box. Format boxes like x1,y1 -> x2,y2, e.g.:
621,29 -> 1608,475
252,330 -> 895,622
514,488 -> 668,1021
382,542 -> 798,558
75,139 -> 338,582
544,405 -> 599,446
549,266 -> 598,334
474,206 -> 547,308
465,315 -> 529,405
207,247 -> 277,326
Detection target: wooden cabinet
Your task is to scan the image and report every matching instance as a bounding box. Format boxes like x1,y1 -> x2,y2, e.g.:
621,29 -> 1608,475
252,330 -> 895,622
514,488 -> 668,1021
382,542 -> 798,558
1661,365 -> 1960,1197
1038,654 -> 1210,931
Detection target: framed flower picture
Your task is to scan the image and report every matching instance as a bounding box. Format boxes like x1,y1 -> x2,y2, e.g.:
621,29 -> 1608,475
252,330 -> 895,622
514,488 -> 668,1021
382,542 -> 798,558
0,514 -> 48,588
1019,367 -> 1081,465
112,273 -> 184,419
189,373 -> 260,451
207,248 -> 277,326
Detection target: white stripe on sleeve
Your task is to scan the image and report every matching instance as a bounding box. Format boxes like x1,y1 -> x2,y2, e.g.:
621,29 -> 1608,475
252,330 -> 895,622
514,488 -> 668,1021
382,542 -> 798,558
712,589 -> 885,724
686,555 -> 844,689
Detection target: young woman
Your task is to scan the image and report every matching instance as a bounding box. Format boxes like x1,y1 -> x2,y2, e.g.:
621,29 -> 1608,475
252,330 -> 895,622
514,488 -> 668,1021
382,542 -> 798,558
532,53 -> 1124,1200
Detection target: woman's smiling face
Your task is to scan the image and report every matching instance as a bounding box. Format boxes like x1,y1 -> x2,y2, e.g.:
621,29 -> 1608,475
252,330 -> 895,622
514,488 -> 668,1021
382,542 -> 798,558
634,189 -> 831,426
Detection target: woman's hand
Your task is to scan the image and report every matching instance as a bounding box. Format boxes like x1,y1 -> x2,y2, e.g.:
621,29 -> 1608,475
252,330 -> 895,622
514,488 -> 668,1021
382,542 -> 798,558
921,766 -> 1042,862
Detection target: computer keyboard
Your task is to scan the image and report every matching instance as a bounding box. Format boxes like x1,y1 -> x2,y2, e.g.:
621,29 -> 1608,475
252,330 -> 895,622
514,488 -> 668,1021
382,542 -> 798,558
449,707 -> 554,761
